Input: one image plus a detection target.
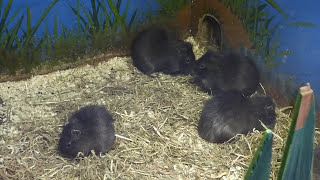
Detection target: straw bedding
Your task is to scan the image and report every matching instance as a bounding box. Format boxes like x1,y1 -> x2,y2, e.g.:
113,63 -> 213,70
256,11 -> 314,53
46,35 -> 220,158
0,37 -> 318,180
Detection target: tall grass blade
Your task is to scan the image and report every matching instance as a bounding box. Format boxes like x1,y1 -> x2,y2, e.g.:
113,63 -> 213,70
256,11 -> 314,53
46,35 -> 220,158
258,4 -> 267,12
90,0 -> 99,29
54,13 -> 58,40
24,0 -> 58,46
5,6 -> 22,27
265,0 -> 287,20
26,8 -> 31,39
253,0 -> 259,42
79,3 -> 94,30
98,0 -> 112,28
274,50 -> 294,56
107,0 -> 126,29
70,4 -> 88,32
0,0 -> 13,33
127,9 -> 137,32
121,0 -> 129,23
6,15 -> 23,48
116,0 -> 122,12
288,22 -> 317,27
76,0 -> 81,34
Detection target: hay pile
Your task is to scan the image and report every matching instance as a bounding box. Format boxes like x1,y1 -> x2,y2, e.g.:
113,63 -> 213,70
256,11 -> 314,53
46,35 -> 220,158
0,38 -> 317,180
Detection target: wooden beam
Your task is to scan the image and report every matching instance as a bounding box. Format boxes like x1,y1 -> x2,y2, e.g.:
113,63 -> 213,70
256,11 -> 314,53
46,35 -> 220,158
296,83 -> 314,130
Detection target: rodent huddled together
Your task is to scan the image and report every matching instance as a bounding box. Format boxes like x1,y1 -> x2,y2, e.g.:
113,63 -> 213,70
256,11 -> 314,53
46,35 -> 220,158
57,26 -> 277,159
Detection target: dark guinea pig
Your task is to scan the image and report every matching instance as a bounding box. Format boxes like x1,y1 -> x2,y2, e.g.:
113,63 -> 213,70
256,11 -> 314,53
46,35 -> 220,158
131,27 -> 196,75
193,50 -> 260,97
58,105 -> 115,159
198,90 -> 276,143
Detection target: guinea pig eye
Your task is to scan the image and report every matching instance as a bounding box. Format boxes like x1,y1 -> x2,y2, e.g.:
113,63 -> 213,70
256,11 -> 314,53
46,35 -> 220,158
266,105 -> 274,110
200,64 -> 205,69
67,142 -> 71,148
71,129 -> 81,136
186,58 -> 190,63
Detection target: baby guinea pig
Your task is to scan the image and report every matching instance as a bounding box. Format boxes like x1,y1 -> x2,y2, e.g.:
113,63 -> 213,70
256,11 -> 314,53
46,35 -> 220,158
193,50 -> 260,97
198,90 -> 276,143
58,105 -> 115,159
131,27 -> 196,75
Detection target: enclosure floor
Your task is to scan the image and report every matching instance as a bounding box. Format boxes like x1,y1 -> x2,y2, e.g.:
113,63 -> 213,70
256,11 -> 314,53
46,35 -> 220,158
0,38 -> 316,180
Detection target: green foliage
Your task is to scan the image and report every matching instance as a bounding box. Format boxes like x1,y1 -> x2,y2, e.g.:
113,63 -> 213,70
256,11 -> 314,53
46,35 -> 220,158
265,0 -> 287,20
0,0 -> 23,73
263,35 -> 294,69
288,22 -> 317,27
0,0 -> 138,74
0,0 -> 57,73
155,0 -> 190,17
18,0 -> 58,73
143,0 -> 191,26
220,0 -> 316,69
69,0 -> 138,51
0,47 -> 19,74
0,0 -> 22,48
44,23 -> 88,65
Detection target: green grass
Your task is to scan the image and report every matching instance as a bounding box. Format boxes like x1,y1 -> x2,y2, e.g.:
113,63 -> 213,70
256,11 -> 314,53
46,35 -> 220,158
155,0 -> 190,17
18,0 -> 59,73
0,0 -> 58,74
219,0 -> 316,69
0,0 -> 139,75
69,0 -> 137,51
0,0 -> 22,73
143,0 -> 191,26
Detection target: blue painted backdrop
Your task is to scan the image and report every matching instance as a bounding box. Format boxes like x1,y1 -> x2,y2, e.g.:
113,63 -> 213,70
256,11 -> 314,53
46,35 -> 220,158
268,0 -> 320,101
3,0 -> 320,106
4,0 -> 159,35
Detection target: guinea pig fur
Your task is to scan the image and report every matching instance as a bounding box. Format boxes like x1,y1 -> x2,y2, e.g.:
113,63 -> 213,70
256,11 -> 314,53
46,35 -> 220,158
198,90 -> 276,143
131,27 -> 196,75
193,50 -> 260,97
58,105 -> 115,159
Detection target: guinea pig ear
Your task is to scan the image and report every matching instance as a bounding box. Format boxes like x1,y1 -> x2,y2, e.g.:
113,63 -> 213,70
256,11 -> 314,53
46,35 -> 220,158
184,42 -> 192,49
185,57 -> 191,63
63,122 -> 69,126
71,129 -> 81,136
265,105 -> 274,111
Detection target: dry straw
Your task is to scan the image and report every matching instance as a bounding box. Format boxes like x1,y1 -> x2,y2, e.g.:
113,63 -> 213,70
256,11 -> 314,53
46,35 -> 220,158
0,37 -> 318,180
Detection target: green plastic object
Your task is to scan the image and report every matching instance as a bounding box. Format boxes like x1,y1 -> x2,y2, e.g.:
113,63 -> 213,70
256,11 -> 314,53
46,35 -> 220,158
277,86 -> 316,180
244,129 -> 274,180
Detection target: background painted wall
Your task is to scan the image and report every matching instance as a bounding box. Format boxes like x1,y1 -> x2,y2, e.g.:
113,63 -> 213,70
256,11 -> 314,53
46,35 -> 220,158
268,0 -> 320,102
4,0 -> 160,36
3,0 -> 319,107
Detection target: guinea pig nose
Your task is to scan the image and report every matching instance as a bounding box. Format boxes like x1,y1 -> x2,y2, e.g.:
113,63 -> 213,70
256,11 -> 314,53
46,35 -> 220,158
67,142 -> 71,148
191,68 -> 195,75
